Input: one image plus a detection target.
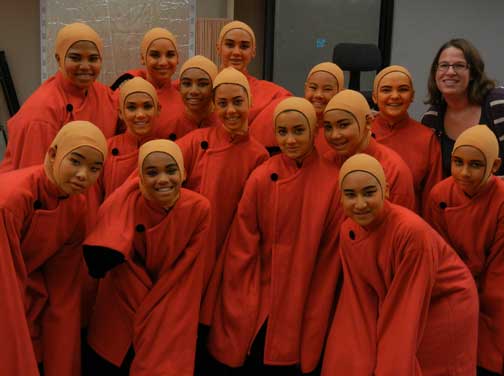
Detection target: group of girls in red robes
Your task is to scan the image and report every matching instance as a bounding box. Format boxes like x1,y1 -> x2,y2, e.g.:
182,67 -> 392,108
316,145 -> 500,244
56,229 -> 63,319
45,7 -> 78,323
0,17 -> 502,376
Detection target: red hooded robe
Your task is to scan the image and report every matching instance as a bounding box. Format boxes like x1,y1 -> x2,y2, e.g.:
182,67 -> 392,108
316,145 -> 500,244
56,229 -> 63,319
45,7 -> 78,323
85,179 -> 213,376
425,176 -> 504,373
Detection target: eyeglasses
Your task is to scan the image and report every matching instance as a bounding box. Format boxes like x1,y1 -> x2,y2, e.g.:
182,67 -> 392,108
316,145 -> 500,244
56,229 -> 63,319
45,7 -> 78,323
437,62 -> 469,73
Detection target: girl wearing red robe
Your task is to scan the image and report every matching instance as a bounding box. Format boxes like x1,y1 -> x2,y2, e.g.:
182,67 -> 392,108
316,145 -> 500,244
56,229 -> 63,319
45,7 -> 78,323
216,21 -> 292,153
323,89 -> 416,210
208,97 -> 344,375
322,153 -> 478,376
0,121 -> 108,376
95,76 -> 160,201
112,27 -> 185,139
178,67 -> 268,375
178,67 -> 269,326
425,125 -> 504,376
0,23 -> 117,172
173,55 -> 221,136
305,62 -> 345,157
371,65 -> 443,213
84,140 -> 213,376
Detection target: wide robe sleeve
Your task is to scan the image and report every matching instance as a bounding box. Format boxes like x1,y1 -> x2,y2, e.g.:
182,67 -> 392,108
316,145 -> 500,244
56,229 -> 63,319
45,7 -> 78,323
207,174 -> 262,367
479,209 -> 504,371
39,213 -> 85,376
374,232 -> 437,375
0,208 -> 39,376
300,191 -> 344,373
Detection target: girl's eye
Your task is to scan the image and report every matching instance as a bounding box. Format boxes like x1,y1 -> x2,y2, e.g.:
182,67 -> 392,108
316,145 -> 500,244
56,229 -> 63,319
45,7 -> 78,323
233,99 -> 243,106
144,103 -> 154,110
294,128 -> 305,135
339,122 -> 350,129
277,129 -> 287,136
149,52 -> 160,58
167,52 -> 177,58
217,101 -> 227,108
167,168 -> 179,175
146,170 -> 158,177
90,166 -> 102,173
225,42 -> 235,48
70,158 -> 80,166
344,192 -> 356,198
126,105 -> 137,111
181,80 -> 192,87
89,56 -> 100,63
323,124 -> 332,132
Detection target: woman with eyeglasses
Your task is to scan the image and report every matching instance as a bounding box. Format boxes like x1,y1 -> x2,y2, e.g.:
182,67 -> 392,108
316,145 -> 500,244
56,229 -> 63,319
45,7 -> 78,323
422,38 -> 504,178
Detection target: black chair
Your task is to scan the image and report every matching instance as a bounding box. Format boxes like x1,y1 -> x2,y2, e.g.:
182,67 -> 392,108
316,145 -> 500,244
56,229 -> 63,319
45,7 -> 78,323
332,43 -> 382,108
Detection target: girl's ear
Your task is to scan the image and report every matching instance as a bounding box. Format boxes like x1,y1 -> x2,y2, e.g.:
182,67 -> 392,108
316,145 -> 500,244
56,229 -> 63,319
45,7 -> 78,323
48,146 -> 57,163
491,158 -> 502,174
365,114 -> 374,130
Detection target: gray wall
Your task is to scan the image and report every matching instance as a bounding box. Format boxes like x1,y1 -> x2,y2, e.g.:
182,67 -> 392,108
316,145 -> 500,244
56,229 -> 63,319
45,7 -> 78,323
0,0 -> 40,158
196,0 -> 227,18
390,0 -> 504,120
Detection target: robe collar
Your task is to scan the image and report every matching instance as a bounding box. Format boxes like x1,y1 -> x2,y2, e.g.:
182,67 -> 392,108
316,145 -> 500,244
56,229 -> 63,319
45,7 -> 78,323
56,71 -> 89,103
452,174 -> 497,203
374,113 -> 411,131
216,122 -> 250,144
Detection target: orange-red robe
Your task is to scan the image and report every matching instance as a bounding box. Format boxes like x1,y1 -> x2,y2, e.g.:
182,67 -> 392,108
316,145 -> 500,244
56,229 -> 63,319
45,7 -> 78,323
176,125 -> 269,325
372,114 -> 443,213
322,202 -> 478,376
248,97 -> 286,150
247,74 -> 292,125
120,69 -> 185,139
425,176 -> 504,373
313,119 -> 332,157
163,110 -> 220,141
0,72 -> 117,172
246,74 -> 292,150
324,137 -> 416,210
0,208 -> 39,375
97,131 -> 157,202
208,150 -> 344,372
84,180 -> 213,375
0,165 -> 86,376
